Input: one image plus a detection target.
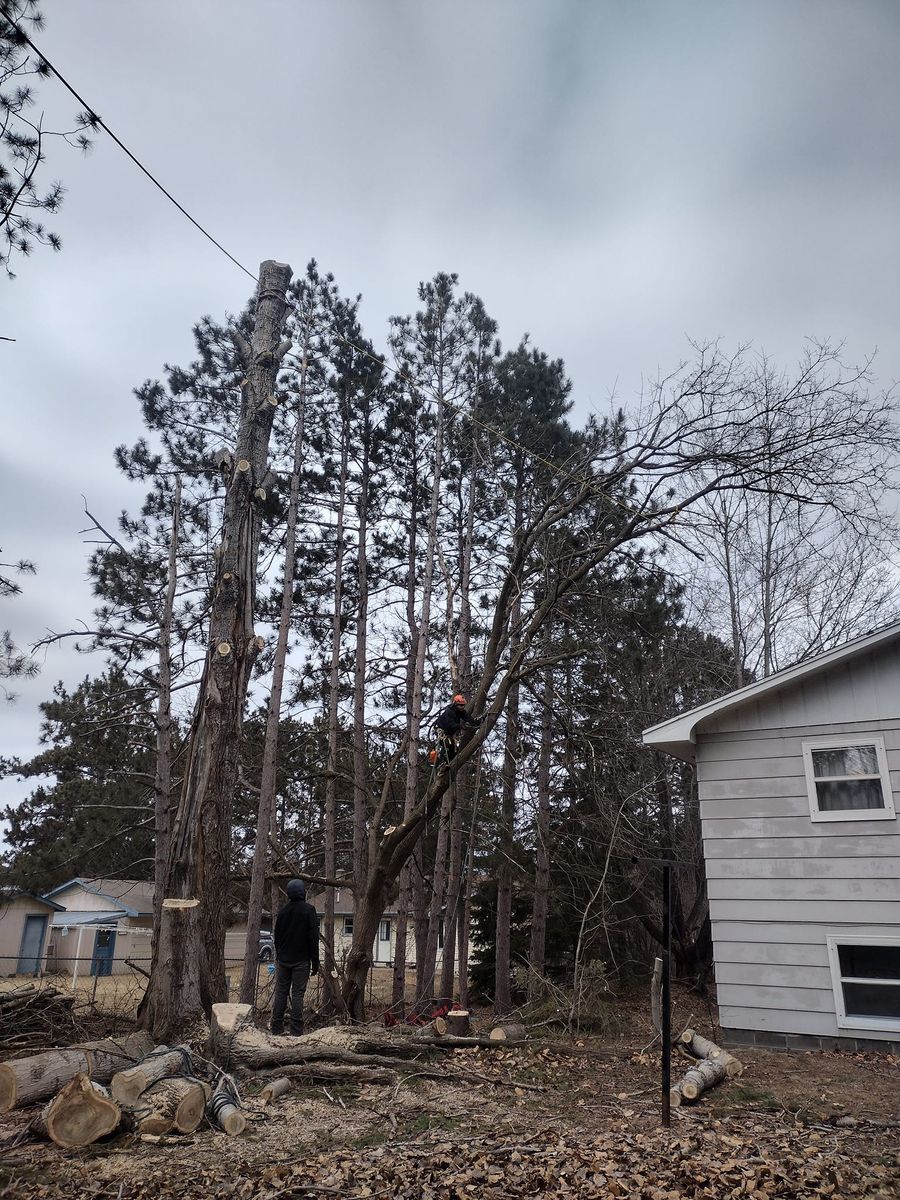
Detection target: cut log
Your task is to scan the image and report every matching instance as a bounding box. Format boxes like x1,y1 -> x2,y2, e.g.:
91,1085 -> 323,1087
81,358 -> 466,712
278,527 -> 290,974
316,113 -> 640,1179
0,1030 -> 154,1112
446,1010 -> 471,1037
208,1076 -> 245,1136
111,1045 -> 194,1106
670,1056 -> 727,1107
489,1023 -> 526,1043
678,1028 -> 744,1078
29,1075 -> 121,1148
429,1017 -> 448,1036
133,1077 -> 206,1135
259,1077 -> 291,1104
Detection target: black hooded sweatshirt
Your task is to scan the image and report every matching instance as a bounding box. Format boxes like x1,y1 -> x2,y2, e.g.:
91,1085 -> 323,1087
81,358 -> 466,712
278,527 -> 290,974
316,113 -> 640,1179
274,885 -> 320,969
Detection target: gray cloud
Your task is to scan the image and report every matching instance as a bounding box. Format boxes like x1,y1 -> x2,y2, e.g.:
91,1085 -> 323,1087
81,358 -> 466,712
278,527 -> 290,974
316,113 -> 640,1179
3,0 -> 899,815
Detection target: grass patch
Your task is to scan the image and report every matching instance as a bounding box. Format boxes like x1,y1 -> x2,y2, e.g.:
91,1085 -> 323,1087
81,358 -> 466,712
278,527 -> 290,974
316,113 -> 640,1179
725,1084 -> 781,1110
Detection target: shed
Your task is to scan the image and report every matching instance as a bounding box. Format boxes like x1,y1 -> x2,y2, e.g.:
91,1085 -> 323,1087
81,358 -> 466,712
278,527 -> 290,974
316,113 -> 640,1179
643,621 -> 900,1051
0,892 -> 66,976
42,878 -> 154,978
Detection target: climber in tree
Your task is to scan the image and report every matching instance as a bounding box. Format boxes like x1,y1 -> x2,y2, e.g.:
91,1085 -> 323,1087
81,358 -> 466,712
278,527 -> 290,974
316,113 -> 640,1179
434,694 -> 481,764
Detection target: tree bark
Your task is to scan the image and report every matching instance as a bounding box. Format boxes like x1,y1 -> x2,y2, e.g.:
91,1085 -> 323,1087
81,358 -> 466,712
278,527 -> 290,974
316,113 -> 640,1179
418,781 -> 452,1005
528,652 -> 553,997
152,477 -> 180,955
133,1077 -> 206,1135
670,1057 -> 727,1106
110,1044 -> 193,1106
488,1023 -> 526,1042
679,1028 -> 743,1078
239,349 -> 308,1005
0,1031 -> 154,1112
142,259 -> 292,1040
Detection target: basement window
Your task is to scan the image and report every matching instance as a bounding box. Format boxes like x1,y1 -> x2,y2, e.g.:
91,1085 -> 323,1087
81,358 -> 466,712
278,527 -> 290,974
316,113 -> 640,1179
827,936 -> 900,1031
801,736 -> 895,822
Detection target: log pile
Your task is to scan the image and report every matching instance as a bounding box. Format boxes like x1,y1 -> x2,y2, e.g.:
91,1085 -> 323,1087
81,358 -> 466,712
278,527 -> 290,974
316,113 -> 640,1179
0,1003 -> 536,1150
670,1027 -> 745,1108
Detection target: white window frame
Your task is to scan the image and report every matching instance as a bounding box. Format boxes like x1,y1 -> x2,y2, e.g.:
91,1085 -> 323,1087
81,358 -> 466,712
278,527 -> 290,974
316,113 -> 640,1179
801,735 -> 895,823
379,918 -> 391,943
342,916 -> 354,937
826,932 -> 900,1032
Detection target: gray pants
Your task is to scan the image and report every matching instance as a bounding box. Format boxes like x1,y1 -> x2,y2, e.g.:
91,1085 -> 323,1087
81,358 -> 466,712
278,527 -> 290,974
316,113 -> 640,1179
271,960 -> 311,1035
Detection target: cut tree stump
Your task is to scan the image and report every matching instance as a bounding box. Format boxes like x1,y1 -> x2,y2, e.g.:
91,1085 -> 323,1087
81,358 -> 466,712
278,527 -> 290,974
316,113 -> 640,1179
489,1023 -> 526,1043
679,1028 -> 744,1078
133,1077 -> 206,1135
0,1030 -> 154,1112
670,1056 -> 728,1107
111,1045 -> 194,1105
446,1011 -> 471,1037
29,1074 -> 121,1148
259,1077 -> 291,1104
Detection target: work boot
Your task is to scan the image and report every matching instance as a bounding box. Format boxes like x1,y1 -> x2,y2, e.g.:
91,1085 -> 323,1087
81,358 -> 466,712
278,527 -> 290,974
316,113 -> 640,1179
288,1026 -> 304,1037
270,1024 -> 284,1036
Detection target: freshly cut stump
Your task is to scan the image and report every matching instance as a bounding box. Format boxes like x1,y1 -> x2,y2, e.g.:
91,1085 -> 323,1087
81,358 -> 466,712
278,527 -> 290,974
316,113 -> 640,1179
679,1028 -> 744,1078
111,1046 -> 193,1105
0,1030 -> 154,1112
134,1078 -> 206,1135
30,1075 -> 121,1149
446,1010 -> 471,1037
670,1057 -> 727,1107
489,1023 -> 526,1043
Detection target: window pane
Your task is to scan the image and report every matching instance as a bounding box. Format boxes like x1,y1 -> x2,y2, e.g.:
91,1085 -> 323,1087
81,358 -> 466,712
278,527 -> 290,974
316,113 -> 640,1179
380,919 -> 390,942
842,981 -> 900,1019
815,778 -> 884,811
812,745 -> 878,778
839,944 -> 900,981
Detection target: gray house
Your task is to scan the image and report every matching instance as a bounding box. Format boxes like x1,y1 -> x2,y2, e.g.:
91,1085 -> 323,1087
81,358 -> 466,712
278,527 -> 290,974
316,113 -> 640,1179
643,622 -> 900,1051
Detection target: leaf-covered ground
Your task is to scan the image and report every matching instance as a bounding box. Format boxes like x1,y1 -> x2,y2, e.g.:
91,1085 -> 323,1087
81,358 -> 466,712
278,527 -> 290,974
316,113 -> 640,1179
2,1023 -> 898,1198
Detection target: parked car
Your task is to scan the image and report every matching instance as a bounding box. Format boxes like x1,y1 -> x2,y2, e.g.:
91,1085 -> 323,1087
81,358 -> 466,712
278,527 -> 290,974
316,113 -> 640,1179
258,931 -> 274,962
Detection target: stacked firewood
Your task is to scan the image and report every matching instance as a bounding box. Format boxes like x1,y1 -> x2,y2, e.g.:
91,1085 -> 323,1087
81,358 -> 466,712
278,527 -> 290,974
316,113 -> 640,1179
0,984 -> 77,1052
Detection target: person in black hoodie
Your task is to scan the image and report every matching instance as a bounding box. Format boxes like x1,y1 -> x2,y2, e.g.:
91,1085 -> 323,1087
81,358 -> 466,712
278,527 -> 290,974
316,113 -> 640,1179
271,878 -> 320,1036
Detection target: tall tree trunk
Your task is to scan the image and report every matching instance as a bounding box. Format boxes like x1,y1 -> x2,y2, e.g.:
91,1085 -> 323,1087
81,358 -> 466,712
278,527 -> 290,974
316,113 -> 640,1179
439,776 -> 463,1004
352,393 -> 371,899
323,399 -> 350,1005
151,477 -> 180,953
528,653 -> 553,997
239,354 -> 308,1004
418,783 -> 452,1005
141,259 -> 292,1040
494,666 -> 518,1013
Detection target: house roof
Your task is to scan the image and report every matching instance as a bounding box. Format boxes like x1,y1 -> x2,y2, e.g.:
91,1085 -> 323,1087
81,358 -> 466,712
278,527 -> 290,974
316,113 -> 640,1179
43,877 -> 155,917
642,619 -> 900,761
2,891 -> 66,912
50,911 -> 126,927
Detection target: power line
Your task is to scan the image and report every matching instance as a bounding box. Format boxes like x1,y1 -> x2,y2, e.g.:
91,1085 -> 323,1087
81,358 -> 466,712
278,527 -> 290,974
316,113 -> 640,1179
0,4 -> 257,282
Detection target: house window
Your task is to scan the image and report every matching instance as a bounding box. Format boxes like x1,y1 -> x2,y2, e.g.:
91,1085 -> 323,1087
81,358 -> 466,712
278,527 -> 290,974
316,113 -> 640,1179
379,919 -> 390,943
801,736 -> 895,823
827,935 -> 900,1031
343,916 -> 353,937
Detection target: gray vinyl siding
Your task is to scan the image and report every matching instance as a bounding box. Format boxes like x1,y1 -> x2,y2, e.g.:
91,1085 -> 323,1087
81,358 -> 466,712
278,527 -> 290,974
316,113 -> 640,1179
695,651 -> 900,1041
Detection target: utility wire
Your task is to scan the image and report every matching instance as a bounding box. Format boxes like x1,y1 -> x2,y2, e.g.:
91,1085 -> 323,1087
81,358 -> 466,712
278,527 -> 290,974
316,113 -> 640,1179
0,5 -> 711,529
0,4 -> 257,281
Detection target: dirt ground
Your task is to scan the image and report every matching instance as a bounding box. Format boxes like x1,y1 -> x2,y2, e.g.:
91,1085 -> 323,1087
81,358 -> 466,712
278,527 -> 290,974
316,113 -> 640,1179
1,988 -> 898,1199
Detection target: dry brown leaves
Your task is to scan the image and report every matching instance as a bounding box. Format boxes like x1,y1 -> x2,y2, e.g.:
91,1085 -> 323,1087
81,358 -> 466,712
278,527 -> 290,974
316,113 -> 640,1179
3,1118 -> 898,1200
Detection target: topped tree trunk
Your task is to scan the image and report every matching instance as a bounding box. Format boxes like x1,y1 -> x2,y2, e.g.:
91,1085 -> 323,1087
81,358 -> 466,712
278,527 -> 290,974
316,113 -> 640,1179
140,259 -> 293,1041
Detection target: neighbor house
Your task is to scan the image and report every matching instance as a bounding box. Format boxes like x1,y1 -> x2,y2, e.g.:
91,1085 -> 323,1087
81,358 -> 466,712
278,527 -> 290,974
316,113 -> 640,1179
643,621 -> 900,1051
0,891 -> 65,976
42,878 -> 155,978
225,888 -> 452,968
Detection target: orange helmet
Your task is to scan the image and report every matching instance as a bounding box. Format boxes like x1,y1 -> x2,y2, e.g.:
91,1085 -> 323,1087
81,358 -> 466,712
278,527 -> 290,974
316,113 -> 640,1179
452,694 -> 466,706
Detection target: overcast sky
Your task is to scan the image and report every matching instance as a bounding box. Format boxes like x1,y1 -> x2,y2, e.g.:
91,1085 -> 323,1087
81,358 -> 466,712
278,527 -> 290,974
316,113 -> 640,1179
3,0 -> 900,819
